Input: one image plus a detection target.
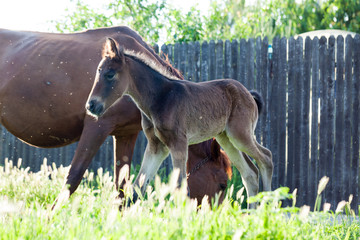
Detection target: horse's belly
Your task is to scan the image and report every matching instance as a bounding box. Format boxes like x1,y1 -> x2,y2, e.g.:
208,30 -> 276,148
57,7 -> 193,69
0,111 -> 83,148
0,93 -> 84,148
187,118 -> 227,145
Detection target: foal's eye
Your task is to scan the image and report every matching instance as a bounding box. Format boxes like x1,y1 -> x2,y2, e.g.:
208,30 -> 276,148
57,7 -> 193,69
105,70 -> 116,81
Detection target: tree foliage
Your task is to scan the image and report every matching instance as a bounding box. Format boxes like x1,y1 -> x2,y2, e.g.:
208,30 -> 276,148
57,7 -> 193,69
53,0 -> 360,44
54,0 -> 167,43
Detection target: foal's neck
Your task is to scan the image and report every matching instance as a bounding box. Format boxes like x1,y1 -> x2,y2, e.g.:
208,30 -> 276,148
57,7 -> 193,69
126,56 -> 175,117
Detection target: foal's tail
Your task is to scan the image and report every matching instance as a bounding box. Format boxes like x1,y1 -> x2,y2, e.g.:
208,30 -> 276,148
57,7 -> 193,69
249,90 -> 264,115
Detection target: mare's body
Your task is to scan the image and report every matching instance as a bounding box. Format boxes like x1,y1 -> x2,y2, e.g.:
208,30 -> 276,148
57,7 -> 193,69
0,27 -> 231,206
87,38 -> 273,207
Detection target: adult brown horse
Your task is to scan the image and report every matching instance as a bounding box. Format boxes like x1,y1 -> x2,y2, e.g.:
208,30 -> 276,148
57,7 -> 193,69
0,26 -> 231,207
187,138 -> 232,204
87,38 -> 273,208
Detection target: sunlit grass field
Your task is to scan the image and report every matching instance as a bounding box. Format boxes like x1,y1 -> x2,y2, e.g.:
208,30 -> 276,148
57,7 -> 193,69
0,158 -> 359,239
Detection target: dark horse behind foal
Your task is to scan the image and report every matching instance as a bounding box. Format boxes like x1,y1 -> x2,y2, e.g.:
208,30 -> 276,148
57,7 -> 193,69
87,38 -> 273,208
0,26 -> 231,208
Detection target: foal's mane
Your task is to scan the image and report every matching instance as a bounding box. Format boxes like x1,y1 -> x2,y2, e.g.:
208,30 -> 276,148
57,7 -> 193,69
122,49 -> 182,81
102,39 -> 183,81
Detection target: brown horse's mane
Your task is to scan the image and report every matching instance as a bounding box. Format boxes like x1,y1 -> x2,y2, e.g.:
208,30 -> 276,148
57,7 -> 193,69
159,52 -> 184,80
220,149 -> 232,180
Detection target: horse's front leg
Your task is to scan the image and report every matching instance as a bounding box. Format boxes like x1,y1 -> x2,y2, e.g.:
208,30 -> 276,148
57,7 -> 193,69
113,133 -> 139,199
52,116 -> 112,210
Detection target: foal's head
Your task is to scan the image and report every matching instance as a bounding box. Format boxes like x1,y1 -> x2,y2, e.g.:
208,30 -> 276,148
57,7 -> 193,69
86,38 -> 131,117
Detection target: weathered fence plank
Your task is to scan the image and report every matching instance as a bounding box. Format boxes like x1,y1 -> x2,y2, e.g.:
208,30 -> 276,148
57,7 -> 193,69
186,42 -> 194,80
318,36 -> 328,201
310,37 -> 320,207
239,39 -> 247,86
301,37 -> 311,203
277,37 -> 287,188
209,40 -> 216,80
179,43 -> 187,76
293,37 -> 303,198
230,40 -> 238,80
194,42 -> 201,83
327,36 -> 336,208
248,38 -> 255,89
287,37 -> 296,191
261,37 -> 269,148
224,40 -> 231,79
343,35 -> 353,203
216,40 -> 223,79
201,41 -> 209,82
255,37 -> 262,141
334,35 -> 345,206
173,42 -> 180,70
352,34 -> 360,209
269,36 -> 279,189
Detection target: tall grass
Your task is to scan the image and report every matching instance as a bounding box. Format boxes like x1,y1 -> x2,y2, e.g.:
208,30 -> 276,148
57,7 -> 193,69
0,158 -> 359,239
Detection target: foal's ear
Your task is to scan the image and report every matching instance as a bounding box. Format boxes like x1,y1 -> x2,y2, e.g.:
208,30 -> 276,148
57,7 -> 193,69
211,138 -> 221,159
103,37 -> 124,60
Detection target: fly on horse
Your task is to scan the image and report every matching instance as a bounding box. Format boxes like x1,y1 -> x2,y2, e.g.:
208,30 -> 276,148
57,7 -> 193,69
87,38 -> 273,207
0,26 -> 231,207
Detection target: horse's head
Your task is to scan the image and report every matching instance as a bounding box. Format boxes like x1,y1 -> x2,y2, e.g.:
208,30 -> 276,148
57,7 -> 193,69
86,38 -> 129,117
187,139 -> 232,205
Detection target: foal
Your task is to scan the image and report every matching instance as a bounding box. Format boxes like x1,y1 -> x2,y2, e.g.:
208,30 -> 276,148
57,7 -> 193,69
87,38 -> 273,207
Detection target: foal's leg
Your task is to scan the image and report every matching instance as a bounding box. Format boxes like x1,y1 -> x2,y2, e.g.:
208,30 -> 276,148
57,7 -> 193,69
131,117 -> 170,202
132,137 -> 169,199
216,132 -> 259,208
155,127 -> 188,191
226,127 -> 273,192
168,139 -> 188,190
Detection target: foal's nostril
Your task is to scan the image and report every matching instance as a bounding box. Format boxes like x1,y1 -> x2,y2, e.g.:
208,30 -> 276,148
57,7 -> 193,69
86,99 -> 96,112
86,99 -> 104,116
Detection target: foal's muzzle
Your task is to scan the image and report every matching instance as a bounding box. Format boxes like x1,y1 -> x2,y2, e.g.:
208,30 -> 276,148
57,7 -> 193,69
86,99 -> 104,117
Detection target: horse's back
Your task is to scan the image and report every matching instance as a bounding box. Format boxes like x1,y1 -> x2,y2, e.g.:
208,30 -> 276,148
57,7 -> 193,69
0,27 -> 152,147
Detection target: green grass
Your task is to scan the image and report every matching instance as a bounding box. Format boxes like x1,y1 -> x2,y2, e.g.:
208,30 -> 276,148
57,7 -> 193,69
0,158 -> 359,240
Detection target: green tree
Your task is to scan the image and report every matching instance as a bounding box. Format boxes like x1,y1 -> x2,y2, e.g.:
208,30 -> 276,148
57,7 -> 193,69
54,0 -> 167,43
166,6 -> 204,42
319,0 -> 360,32
54,0 -> 113,32
53,0 -> 360,44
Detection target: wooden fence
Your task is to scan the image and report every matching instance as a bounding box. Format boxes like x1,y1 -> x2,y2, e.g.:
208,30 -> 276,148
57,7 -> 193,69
1,34 -> 360,211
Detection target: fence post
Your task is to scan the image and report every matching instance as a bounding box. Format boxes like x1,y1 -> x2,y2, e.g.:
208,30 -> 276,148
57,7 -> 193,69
302,37 -> 311,205
201,41 -> 209,82
224,40 -> 231,79
351,34 -> 360,209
